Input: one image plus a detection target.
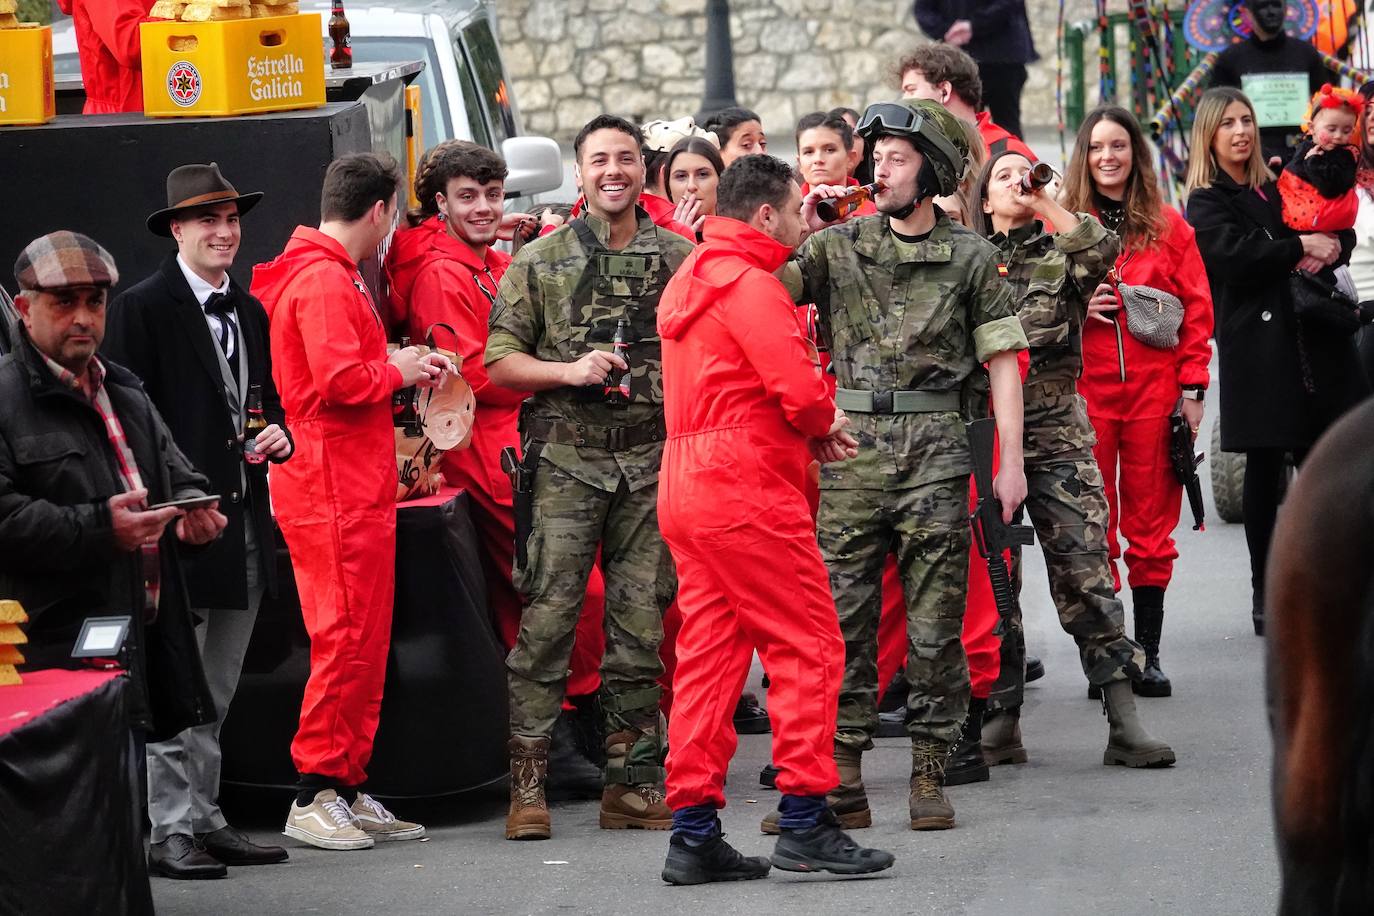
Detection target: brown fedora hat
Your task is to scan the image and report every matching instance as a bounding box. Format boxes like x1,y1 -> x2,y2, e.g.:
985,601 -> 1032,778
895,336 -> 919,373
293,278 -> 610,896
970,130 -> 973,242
147,162 -> 264,237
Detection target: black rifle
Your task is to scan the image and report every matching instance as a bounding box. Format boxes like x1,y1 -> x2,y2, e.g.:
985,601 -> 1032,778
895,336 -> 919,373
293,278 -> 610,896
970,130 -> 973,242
1169,401 -> 1205,531
966,418 -> 1035,636
502,444 -> 541,569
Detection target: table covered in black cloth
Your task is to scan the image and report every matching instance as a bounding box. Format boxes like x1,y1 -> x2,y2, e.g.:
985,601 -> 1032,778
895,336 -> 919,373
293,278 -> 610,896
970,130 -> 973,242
221,487 -> 509,796
0,669 -> 152,916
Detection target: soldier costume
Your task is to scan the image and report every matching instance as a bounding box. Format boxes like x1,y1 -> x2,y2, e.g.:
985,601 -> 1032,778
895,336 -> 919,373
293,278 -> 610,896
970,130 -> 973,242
486,206 -> 693,838
784,99 -> 1029,832
972,148 -> 1175,770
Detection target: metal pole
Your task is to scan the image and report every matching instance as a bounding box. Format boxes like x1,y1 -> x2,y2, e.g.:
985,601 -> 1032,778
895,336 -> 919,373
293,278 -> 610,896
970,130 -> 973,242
696,0 -> 737,123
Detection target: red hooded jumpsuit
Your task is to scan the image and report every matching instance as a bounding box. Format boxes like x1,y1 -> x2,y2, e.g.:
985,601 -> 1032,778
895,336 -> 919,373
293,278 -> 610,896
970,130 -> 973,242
253,227 -> 404,786
383,218 -> 607,698
1079,206 -> 1213,592
659,217 -> 843,808
58,0 -> 154,113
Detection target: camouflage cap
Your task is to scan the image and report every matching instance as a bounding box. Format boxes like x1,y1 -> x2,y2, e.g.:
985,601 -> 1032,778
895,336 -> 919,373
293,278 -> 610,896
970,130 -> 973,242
14,231 -> 119,291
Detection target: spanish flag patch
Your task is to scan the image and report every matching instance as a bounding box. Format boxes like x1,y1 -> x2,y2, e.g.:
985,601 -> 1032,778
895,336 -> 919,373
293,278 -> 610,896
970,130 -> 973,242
996,263 -> 1008,278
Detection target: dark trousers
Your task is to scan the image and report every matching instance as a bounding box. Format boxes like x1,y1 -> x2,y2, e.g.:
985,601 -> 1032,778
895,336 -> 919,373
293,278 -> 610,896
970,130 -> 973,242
977,61 -> 1028,139
1243,448 -> 1308,598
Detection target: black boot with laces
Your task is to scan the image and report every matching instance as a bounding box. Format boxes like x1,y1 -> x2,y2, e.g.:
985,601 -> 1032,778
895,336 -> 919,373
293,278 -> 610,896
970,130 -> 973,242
662,829 -> 771,885
770,809 -> 896,875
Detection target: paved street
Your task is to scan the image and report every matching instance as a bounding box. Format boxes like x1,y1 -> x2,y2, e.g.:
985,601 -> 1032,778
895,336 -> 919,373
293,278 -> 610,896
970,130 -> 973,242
152,388 -> 1278,916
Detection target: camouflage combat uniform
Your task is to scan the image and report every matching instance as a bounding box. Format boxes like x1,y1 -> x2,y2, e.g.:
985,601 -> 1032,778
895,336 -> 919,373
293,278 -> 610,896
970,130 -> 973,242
485,208 -> 693,778
787,210 -> 1029,752
986,216 -> 1147,711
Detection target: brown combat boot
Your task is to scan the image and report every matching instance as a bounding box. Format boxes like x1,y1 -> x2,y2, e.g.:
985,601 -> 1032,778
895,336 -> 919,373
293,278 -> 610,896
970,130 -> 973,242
599,730 -> 671,830
1102,680 -> 1177,768
505,736 -> 551,840
981,706 -> 1029,766
760,743 -> 871,835
909,739 -> 955,830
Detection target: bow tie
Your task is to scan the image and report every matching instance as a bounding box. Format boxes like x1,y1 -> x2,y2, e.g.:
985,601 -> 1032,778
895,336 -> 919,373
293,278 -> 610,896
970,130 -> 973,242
203,289 -> 237,316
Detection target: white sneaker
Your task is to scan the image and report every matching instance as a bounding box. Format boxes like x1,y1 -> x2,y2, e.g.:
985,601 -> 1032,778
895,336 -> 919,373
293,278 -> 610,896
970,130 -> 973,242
350,793 -> 426,842
283,789 -> 375,850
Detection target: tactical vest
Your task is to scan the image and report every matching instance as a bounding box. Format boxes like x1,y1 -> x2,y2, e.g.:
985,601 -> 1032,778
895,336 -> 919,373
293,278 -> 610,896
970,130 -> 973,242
562,218 -> 676,406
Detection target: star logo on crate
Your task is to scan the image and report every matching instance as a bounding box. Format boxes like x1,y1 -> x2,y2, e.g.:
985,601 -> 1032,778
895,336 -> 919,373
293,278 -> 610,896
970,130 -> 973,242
166,61 -> 203,108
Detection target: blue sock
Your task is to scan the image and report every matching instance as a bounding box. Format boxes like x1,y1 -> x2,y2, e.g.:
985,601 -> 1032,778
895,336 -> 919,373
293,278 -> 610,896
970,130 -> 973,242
672,804 -> 720,846
777,794 -> 826,830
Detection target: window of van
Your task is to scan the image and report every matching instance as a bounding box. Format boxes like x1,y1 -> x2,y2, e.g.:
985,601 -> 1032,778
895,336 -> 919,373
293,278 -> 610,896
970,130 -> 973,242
460,19 -> 517,145
350,36 -> 450,152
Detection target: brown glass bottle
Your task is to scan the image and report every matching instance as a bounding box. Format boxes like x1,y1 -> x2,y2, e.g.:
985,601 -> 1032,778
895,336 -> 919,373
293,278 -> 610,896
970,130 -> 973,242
604,318 -> 631,408
1018,162 -> 1055,194
329,0 -> 352,70
815,181 -> 885,222
243,385 -> 268,465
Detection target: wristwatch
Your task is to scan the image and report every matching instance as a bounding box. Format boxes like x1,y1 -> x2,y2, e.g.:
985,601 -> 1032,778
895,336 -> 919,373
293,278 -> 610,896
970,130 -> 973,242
1181,387 -> 1205,403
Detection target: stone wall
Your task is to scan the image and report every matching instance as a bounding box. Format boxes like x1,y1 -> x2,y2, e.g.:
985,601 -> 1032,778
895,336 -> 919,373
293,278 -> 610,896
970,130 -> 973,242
495,0 -> 1098,141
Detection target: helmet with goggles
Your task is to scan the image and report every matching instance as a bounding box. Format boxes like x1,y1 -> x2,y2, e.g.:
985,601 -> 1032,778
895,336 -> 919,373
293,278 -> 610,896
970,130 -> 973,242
857,99 -> 970,201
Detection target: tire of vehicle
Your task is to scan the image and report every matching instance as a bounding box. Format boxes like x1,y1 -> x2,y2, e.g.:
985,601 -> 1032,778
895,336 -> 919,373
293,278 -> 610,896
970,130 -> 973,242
1210,422 -> 1246,524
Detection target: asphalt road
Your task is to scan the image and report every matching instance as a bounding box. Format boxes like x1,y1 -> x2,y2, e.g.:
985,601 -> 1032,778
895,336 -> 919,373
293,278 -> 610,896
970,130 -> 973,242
150,373 -> 1279,916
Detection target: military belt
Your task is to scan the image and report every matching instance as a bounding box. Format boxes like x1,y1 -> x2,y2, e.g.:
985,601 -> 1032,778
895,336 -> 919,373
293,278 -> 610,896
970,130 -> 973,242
1022,377 -> 1078,397
834,388 -> 960,414
522,415 -> 666,451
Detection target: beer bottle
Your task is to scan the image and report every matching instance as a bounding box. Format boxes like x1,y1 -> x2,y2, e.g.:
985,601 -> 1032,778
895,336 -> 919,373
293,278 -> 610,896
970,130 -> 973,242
328,0 -> 352,70
815,181 -> 885,222
604,318 -> 631,407
1018,162 -> 1055,194
392,337 -> 421,433
243,385 -> 268,465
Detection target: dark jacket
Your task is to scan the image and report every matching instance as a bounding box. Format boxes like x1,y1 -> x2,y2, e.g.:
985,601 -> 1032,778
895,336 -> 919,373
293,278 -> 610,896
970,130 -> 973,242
104,256 -> 290,609
0,327 -> 216,738
1210,33 -> 1335,167
913,0 -> 1038,65
1186,173 -> 1367,451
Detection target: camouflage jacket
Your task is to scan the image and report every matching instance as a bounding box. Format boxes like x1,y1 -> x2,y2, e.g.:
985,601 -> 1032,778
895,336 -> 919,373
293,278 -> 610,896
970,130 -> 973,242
785,210 -> 1028,489
987,215 -> 1118,460
485,209 -> 694,492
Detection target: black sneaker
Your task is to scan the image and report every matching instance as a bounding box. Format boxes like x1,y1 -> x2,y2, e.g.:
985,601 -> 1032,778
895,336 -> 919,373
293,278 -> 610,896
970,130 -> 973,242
662,833 -> 771,885
759,764 -> 779,789
1025,655 -> 1045,683
770,811 -> 895,875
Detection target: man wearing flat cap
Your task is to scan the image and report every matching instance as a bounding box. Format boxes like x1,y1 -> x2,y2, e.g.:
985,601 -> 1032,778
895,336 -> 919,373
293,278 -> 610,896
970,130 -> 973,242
104,163 -> 294,878
0,230 -> 227,788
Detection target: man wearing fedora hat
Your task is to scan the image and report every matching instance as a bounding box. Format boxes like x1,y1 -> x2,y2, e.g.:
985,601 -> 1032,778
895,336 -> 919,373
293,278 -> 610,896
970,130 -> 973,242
105,163 -> 294,878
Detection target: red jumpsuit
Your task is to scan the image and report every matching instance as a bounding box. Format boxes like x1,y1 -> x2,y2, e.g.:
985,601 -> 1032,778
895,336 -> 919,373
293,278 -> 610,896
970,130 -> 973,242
383,219 -> 606,697
253,227 -> 404,787
976,111 -> 1036,162
57,0 -> 154,114
660,217 -> 842,808
1079,206 -> 1213,592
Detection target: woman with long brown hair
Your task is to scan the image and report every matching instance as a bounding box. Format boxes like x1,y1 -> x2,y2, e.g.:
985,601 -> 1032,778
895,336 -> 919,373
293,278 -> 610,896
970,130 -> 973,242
1061,106 -> 1213,696
1185,87 -> 1366,635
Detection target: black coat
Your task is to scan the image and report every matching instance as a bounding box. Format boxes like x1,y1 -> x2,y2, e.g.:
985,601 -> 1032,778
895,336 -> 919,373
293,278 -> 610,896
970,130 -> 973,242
104,256 -> 290,609
1186,173 -> 1368,451
912,0 -> 1038,65
0,328 -> 215,738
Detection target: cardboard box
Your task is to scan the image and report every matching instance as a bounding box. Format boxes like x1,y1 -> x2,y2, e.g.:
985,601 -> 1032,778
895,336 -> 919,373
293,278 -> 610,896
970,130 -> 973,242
140,13 -> 325,117
0,25 -> 56,126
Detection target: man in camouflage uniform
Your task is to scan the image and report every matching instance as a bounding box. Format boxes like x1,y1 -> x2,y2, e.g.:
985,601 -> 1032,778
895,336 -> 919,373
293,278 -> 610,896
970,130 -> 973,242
970,149 -> 1175,771
781,99 -> 1030,832
485,115 -> 694,840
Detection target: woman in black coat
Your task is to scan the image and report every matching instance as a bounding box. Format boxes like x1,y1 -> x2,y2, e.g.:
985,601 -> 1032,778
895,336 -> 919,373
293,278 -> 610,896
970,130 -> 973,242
1185,86 -> 1368,634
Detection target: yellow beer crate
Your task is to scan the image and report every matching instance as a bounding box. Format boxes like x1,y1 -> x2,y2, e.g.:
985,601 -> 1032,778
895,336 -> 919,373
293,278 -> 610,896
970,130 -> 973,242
140,13 -> 325,118
0,25 -> 56,126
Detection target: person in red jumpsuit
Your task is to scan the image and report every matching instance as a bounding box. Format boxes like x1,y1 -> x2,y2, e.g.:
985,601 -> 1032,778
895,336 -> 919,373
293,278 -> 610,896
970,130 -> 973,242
58,0 -> 159,114
657,154 -> 894,884
252,153 -> 453,850
382,140 -> 606,793
1062,107 -> 1213,698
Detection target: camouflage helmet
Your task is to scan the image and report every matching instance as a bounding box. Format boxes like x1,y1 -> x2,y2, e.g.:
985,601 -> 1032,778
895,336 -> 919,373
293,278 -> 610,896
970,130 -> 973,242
856,98 -> 970,198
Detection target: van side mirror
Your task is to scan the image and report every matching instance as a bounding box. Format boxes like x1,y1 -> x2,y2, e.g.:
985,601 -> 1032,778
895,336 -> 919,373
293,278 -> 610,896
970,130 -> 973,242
502,136 -> 563,198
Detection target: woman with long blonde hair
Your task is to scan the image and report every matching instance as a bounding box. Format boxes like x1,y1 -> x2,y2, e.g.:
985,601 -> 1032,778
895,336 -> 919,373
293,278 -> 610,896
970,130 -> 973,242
1185,87 -> 1367,635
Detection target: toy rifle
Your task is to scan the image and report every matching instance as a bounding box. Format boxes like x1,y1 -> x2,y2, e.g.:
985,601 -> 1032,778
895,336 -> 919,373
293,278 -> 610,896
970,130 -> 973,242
966,418 -> 1035,635
1169,401 -> 1205,531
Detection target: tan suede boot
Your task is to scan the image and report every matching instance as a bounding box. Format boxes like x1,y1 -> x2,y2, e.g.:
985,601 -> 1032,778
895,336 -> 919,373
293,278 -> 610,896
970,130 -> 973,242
910,739 -> 955,830
599,730 -> 671,830
760,743 -> 871,835
505,736 -> 551,840
1102,680 -> 1177,768
981,707 -> 1029,766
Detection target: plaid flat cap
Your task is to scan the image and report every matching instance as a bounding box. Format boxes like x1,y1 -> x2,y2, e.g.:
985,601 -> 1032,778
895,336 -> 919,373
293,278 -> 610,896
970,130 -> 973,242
14,231 -> 119,291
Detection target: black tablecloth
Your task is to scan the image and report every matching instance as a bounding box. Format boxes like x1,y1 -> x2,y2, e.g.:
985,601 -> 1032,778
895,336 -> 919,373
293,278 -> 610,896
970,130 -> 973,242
0,670 -> 151,916
221,489 -> 509,796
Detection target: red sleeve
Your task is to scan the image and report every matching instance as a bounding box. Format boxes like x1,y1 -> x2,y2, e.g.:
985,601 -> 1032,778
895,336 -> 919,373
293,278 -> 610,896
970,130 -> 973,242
725,273 -> 835,439
409,262 -> 526,410
87,0 -> 154,67
293,263 -> 401,406
1166,212 -> 1214,388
